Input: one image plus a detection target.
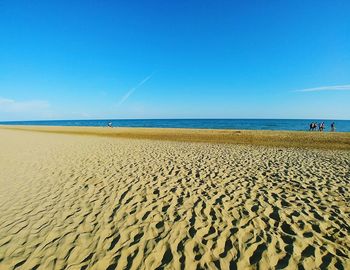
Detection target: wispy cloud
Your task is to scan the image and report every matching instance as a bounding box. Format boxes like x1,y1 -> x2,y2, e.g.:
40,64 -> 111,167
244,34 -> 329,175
294,84 -> 350,92
0,97 -> 50,112
116,72 -> 155,107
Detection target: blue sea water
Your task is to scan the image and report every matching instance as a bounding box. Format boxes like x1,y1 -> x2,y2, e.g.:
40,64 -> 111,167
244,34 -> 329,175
1,119 -> 350,132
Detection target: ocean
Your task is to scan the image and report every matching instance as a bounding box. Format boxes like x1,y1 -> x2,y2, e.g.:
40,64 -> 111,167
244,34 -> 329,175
1,119 -> 350,132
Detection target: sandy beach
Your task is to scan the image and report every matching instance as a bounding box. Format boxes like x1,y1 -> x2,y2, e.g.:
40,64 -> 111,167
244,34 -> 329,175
0,126 -> 349,269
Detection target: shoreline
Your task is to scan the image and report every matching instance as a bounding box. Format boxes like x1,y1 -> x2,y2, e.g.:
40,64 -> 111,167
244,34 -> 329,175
1,125 -> 350,150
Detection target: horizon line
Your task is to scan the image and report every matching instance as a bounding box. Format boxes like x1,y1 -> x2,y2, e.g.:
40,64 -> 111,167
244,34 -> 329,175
1,117 -> 349,122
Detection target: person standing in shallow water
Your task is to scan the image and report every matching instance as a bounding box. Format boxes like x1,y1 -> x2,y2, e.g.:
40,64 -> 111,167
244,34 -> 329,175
309,122 -> 317,131
331,122 -> 336,132
318,122 -> 324,131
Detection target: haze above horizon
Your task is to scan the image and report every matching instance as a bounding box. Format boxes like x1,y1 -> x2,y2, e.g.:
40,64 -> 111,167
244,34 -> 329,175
1,0 -> 349,121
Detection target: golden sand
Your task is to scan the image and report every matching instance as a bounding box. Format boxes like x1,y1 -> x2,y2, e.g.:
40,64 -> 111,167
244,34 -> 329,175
0,127 -> 349,269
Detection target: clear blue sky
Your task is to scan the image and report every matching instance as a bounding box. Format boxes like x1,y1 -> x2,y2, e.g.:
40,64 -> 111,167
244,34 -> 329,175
1,0 -> 349,120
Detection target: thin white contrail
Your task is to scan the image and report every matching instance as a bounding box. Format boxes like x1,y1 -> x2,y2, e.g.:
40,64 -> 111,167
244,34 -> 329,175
293,84 -> 350,92
116,73 -> 155,107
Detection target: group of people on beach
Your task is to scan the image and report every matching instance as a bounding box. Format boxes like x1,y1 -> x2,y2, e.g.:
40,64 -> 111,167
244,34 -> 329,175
309,122 -> 336,132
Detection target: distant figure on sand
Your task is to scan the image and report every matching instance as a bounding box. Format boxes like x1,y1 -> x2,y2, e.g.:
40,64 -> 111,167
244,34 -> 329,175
108,122 -> 112,128
331,122 -> 336,132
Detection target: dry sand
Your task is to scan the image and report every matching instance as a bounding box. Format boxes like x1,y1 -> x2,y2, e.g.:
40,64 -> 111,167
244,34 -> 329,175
0,127 -> 349,269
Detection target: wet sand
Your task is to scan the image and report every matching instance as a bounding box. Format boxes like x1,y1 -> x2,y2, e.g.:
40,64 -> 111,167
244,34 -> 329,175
1,125 -> 350,150
0,127 -> 349,269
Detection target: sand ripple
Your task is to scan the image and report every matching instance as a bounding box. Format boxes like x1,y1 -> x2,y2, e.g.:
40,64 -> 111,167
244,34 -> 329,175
0,129 -> 349,269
